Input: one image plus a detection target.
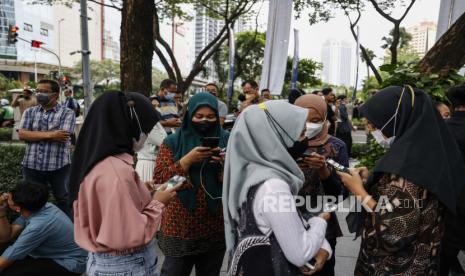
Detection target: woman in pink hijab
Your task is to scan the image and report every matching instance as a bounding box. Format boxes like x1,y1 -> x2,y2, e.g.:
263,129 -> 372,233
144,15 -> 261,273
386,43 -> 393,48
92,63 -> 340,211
294,94 -> 350,276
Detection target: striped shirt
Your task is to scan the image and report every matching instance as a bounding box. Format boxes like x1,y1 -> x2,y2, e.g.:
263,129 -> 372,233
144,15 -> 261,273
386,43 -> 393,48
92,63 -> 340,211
155,96 -> 180,134
20,104 -> 75,171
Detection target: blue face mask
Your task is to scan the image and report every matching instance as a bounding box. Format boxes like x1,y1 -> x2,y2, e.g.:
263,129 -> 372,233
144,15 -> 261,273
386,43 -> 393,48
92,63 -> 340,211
165,92 -> 176,101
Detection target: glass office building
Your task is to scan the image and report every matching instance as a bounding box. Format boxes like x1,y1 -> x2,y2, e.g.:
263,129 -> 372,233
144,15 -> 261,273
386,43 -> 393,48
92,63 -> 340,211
0,0 -> 17,59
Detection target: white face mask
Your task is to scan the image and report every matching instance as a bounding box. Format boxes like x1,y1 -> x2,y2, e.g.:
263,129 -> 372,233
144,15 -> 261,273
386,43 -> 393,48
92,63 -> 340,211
305,122 -> 324,139
129,106 -> 148,152
371,129 -> 394,149
371,112 -> 397,149
133,133 -> 148,152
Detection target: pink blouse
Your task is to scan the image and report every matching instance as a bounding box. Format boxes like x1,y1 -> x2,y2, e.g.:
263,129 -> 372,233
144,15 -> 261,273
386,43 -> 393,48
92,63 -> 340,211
73,153 -> 164,253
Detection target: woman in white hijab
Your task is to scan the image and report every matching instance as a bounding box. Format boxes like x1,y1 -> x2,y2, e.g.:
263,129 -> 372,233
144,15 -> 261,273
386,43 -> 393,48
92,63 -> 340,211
223,100 -> 332,276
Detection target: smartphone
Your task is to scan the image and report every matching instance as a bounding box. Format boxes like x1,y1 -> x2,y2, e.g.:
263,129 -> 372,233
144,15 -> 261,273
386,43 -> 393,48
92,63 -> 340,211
165,175 -> 186,190
302,147 -> 325,158
202,137 -> 220,148
323,202 -> 338,213
305,258 -> 317,270
302,151 -> 312,158
326,158 -> 352,175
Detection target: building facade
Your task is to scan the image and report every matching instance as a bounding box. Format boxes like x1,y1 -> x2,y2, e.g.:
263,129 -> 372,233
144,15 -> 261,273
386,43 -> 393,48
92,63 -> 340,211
321,39 -> 353,87
0,0 -> 16,60
0,1 -> 110,84
407,21 -> 437,56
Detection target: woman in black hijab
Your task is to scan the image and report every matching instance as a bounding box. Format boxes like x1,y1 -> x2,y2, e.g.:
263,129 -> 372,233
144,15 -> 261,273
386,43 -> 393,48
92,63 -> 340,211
69,92 -> 177,276
337,86 -> 465,275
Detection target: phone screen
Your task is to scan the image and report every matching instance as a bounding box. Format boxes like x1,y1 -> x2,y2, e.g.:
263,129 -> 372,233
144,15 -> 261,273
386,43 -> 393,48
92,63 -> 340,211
166,175 -> 186,189
202,137 -> 220,148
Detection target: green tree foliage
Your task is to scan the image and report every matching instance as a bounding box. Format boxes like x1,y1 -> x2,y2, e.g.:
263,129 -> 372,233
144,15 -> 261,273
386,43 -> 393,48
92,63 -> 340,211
0,145 -> 25,192
380,62 -> 465,102
358,139 -> 386,170
284,57 -> 323,88
381,27 -> 412,50
0,74 -> 23,92
214,31 -> 266,96
152,68 -> 169,93
72,59 -> 120,86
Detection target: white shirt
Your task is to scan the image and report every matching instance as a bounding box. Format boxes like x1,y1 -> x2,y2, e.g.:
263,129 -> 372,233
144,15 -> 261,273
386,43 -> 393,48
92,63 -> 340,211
253,178 -> 333,267
136,122 -> 167,161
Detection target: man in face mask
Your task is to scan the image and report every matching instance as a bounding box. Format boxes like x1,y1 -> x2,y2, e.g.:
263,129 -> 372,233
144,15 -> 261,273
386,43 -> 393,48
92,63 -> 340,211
17,79 -> 76,217
11,88 -> 37,116
154,79 -> 182,134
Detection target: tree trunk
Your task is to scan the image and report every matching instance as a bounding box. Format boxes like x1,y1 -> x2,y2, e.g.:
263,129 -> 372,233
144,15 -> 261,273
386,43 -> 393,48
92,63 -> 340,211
120,0 -> 155,96
361,45 -> 383,84
418,12 -> 465,76
389,23 -> 400,65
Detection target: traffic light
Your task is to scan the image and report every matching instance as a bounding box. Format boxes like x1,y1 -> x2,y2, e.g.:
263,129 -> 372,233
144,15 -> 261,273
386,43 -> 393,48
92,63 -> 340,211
7,24 -> 18,44
62,75 -> 70,85
31,40 -> 43,48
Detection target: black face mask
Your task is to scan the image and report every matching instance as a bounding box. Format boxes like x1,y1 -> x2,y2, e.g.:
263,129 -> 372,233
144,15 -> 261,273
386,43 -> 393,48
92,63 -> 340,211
192,120 -> 216,136
287,137 -> 309,160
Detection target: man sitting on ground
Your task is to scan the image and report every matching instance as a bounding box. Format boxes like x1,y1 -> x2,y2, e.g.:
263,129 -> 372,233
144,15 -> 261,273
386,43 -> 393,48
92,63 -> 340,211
0,181 -> 86,276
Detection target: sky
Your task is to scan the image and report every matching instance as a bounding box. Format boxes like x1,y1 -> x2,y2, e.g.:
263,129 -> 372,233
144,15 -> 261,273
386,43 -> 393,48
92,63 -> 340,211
287,0 -> 441,66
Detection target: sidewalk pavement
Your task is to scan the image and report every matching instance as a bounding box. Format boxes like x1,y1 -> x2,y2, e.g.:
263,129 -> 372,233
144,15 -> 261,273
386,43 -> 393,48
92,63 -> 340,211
155,202 -> 361,276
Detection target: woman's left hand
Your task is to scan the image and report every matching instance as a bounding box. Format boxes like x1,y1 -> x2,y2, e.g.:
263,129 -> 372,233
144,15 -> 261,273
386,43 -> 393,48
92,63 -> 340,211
336,168 -> 365,195
210,147 -> 225,164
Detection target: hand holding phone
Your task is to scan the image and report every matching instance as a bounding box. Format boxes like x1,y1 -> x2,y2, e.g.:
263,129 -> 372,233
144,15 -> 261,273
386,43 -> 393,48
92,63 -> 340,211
326,159 -> 351,175
165,175 -> 186,190
201,137 -> 220,148
303,152 -> 326,170
152,184 -> 177,205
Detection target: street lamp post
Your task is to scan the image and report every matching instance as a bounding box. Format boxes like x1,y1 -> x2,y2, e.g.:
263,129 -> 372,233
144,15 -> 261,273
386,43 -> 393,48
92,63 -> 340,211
80,0 -> 92,117
58,18 -> 65,68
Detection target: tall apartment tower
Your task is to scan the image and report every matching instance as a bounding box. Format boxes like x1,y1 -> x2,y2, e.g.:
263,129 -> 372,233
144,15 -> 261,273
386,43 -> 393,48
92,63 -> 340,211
407,21 -> 437,56
194,6 -> 220,81
321,39 -> 353,87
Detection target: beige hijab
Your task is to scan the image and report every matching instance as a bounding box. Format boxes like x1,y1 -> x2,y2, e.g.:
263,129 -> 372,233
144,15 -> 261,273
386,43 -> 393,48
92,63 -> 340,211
294,94 -> 330,146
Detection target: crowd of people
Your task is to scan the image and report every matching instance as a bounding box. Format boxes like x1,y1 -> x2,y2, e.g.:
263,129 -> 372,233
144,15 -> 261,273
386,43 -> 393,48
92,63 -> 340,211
0,77 -> 464,276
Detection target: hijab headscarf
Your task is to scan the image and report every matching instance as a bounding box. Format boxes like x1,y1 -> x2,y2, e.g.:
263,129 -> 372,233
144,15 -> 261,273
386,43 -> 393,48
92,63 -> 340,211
360,85 -> 465,212
69,91 -> 160,202
164,93 -> 229,213
223,100 -> 308,251
294,94 -> 330,146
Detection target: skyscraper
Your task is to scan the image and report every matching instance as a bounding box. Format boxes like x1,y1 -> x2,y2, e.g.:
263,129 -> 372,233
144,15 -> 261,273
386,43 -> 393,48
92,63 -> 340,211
194,6 -> 221,81
321,39 -> 353,87
407,21 -> 437,56
436,0 -> 465,41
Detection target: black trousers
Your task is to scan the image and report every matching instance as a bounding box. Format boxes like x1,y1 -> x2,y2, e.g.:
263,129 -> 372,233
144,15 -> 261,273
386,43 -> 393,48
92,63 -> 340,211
22,165 -> 71,218
160,249 -> 225,276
